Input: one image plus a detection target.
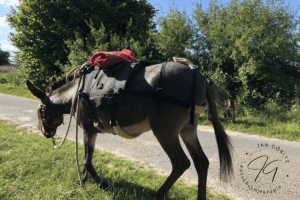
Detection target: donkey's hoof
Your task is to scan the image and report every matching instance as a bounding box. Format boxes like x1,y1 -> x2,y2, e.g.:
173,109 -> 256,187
97,180 -> 111,190
105,186 -> 118,199
75,175 -> 88,186
152,193 -> 168,200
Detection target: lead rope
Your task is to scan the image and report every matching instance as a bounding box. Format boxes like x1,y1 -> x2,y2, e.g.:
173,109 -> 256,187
51,61 -> 90,189
52,76 -> 82,148
75,94 -> 84,187
52,61 -> 89,149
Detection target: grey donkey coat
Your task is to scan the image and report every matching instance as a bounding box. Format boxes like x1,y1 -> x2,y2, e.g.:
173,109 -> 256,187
26,61 -> 233,200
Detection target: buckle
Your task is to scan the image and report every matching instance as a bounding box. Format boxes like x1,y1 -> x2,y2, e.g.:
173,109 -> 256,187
107,96 -> 114,104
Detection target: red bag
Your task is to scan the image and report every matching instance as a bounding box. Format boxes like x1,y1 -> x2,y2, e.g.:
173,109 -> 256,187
89,49 -> 138,68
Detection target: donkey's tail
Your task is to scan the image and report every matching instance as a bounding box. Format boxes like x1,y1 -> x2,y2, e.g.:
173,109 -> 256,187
206,82 -> 234,182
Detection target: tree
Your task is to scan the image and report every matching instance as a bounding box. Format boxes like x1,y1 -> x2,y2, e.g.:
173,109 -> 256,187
0,45 -> 10,65
154,3 -> 193,61
194,0 -> 300,109
64,22 -> 162,73
7,0 -> 156,88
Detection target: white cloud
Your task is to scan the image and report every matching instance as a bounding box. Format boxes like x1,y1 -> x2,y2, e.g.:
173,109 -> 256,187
0,0 -> 19,7
0,16 -> 8,27
1,42 -> 17,51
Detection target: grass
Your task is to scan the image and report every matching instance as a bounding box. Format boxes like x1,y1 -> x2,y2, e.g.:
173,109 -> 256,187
199,102 -> 300,141
0,67 -> 38,100
0,83 -> 38,100
0,120 -> 232,200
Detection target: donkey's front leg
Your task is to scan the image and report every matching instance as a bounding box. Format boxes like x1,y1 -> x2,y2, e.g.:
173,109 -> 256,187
82,130 -> 111,190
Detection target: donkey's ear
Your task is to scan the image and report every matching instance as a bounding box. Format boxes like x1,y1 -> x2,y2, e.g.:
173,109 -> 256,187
26,80 -> 48,104
49,76 -> 56,84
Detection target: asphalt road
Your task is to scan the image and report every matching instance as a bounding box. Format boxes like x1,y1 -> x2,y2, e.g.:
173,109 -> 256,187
0,93 -> 299,200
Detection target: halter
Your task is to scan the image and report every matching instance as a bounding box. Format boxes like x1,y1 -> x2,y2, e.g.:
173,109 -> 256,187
38,92 -> 60,138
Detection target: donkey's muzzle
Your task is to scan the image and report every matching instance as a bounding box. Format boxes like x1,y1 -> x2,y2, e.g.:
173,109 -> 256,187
44,132 -> 55,138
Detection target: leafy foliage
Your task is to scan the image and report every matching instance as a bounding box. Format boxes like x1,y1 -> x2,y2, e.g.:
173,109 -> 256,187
64,22 -> 162,73
5,0 -> 300,109
193,0 -> 300,109
154,3 -> 193,61
7,0 -> 156,89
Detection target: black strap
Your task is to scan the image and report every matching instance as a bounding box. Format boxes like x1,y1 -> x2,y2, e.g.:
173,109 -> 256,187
81,61 -> 197,127
189,69 -> 197,125
126,62 -> 197,125
124,90 -> 190,109
156,62 -> 167,114
110,96 -> 117,127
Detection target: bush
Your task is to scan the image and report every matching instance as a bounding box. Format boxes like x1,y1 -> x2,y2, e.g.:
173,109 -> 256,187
0,65 -> 18,73
0,65 -> 26,87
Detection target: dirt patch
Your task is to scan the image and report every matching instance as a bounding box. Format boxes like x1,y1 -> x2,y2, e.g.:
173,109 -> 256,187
0,119 -> 41,136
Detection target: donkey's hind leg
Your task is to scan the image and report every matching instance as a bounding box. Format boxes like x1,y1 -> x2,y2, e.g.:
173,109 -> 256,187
180,115 -> 209,200
151,126 -> 191,200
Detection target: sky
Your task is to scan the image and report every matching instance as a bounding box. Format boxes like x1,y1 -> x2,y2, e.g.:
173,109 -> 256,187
0,0 -> 300,62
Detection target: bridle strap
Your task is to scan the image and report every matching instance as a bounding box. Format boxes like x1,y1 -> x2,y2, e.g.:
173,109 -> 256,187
39,91 -> 59,136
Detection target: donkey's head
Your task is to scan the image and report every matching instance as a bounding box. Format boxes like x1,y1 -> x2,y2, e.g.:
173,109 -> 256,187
26,77 -> 64,138
206,78 -> 236,123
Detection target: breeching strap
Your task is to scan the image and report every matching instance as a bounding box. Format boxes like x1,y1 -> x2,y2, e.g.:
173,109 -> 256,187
189,69 -> 197,125
156,62 -> 166,114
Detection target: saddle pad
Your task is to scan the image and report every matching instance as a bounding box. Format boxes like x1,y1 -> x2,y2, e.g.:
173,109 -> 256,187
79,62 -> 142,107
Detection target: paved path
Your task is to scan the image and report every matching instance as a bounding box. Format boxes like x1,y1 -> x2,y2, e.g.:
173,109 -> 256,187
0,93 -> 299,200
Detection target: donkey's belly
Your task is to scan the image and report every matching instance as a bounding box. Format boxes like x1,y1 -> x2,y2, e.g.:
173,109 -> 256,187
94,118 -> 150,139
93,97 -> 153,139
93,96 -> 207,139
111,118 -> 151,139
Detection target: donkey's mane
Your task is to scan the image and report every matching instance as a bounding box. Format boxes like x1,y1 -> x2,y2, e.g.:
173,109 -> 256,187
45,75 -> 78,93
207,78 -> 232,100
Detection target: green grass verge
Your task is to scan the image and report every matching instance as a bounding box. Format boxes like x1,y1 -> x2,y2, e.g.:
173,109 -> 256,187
0,83 -> 38,100
0,120 -> 232,200
199,105 -> 300,141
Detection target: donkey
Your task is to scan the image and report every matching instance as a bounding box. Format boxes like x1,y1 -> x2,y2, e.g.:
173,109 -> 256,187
206,79 -> 236,123
26,61 -> 233,200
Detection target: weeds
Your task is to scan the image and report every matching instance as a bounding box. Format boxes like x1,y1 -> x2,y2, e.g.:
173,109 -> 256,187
0,65 -> 21,73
